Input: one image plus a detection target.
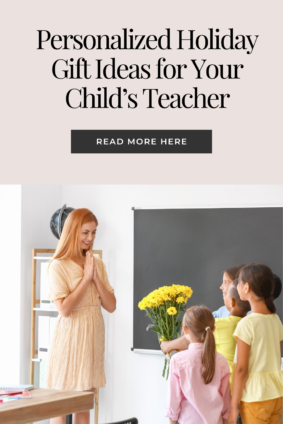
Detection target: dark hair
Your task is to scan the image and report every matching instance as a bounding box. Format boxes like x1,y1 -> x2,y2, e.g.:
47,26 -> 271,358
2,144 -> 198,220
239,264 -> 276,313
228,279 -> 251,314
224,264 -> 245,281
183,306 -> 215,385
273,274 -> 282,300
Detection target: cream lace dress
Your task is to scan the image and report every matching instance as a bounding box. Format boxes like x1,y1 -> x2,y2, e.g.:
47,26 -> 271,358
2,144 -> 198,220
46,256 -> 114,391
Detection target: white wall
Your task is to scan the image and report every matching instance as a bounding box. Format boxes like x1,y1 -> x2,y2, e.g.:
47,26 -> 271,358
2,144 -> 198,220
61,185 -> 283,424
20,185 -> 62,424
0,185 -> 21,384
20,185 -> 62,385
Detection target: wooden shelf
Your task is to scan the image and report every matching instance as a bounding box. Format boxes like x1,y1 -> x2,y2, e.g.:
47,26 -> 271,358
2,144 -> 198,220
33,308 -> 58,312
30,249 -> 56,386
34,257 -> 53,260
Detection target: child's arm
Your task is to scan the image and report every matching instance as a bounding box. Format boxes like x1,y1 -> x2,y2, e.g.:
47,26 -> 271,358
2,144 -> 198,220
219,363 -> 231,421
165,357 -> 182,423
228,338 -> 250,424
161,336 -> 189,354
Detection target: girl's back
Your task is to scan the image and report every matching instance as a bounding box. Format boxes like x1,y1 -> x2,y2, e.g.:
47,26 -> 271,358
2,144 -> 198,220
166,305 -> 231,424
228,263 -> 283,424
233,313 -> 283,402
166,344 -> 230,424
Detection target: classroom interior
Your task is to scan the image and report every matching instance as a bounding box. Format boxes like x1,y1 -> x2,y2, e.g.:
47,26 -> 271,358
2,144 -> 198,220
1,184 -> 283,424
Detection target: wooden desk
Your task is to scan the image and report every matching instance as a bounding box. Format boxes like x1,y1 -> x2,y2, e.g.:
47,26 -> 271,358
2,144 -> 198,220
0,388 -> 94,424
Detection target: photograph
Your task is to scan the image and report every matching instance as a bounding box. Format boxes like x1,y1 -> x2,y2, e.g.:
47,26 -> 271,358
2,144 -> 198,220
1,185 -> 283,424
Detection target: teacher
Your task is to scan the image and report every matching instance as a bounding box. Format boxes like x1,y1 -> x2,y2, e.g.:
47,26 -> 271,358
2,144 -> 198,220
46,208 -> 116,424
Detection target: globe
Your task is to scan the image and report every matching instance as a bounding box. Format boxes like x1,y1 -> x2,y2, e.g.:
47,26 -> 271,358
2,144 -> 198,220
50,204 -> 75,239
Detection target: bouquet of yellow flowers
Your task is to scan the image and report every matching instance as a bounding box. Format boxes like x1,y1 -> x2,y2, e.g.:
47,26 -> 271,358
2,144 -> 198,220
138,284 -> 193,378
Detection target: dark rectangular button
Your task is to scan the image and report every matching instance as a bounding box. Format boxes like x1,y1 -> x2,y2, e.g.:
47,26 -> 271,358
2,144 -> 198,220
71,130 -> 212,154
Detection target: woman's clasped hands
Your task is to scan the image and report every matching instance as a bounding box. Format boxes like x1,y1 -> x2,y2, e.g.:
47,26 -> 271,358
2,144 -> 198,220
83,251 -> 94,283
83,251 -> 99,285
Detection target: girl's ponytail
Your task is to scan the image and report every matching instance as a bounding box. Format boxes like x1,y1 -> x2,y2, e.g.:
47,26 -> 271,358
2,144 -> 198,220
183,305 -> 216,385
264,295 -> 276,314
202,326 -> 216,385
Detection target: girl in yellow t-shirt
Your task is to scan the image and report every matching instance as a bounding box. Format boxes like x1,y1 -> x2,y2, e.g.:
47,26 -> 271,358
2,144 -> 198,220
228,264 -> 283,424
214,279 -> 250,386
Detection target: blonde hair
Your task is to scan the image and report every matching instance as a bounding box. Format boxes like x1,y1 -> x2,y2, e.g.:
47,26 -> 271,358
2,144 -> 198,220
51,208 -> 98,263
183,305 -> 216,385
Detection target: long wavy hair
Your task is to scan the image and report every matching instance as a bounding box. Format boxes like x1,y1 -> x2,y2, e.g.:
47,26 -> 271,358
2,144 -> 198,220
51,208 -> 98,263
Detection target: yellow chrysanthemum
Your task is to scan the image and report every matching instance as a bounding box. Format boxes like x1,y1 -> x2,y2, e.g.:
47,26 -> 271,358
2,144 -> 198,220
176,296 -> 185,303
167,307 -> 177,315
138,285 -> 193,310
159,337 -> 164,342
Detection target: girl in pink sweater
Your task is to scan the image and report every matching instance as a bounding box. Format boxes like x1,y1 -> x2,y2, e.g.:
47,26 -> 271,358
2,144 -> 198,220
166,306 -> 231,424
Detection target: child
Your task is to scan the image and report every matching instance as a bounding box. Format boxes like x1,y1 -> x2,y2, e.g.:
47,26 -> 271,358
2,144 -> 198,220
215,265 -> 246,318
214,279 -> 250,384
228,264 -> 283,424
162,279 -> 250,383
160,272 -> 281,355
165,306 -> 231,424
161,265 -> 245,354
217,271 -> 282,319
161,277 -> 250,356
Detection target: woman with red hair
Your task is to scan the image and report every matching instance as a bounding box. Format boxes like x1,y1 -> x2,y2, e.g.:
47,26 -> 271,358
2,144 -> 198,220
46,208 -> 116,424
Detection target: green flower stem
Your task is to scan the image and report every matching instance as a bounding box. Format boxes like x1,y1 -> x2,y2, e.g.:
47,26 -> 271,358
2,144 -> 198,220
171,314 -> 175,339
166,362 -> 170,380
165,301 -> 169,330
162,358 -> 167,377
